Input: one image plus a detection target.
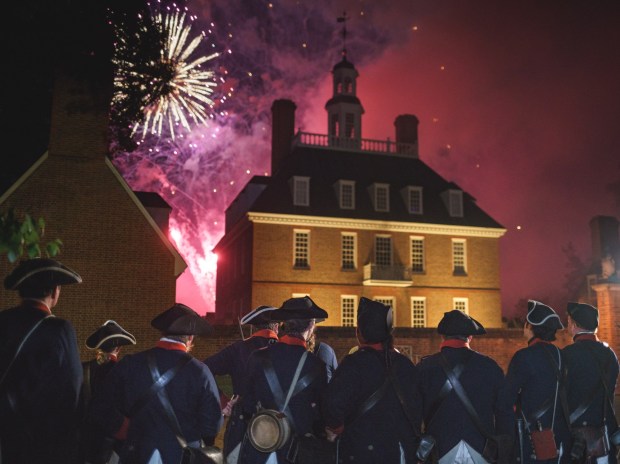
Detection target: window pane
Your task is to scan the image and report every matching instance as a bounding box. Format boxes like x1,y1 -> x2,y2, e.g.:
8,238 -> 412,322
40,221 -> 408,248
340,182 -> 354,209
452,240 -> 466,274
411,238 -> 424,273
294,178 -> 309,206
294,231 -> 309,268
409,188 -> 422,214
411,298 -> 426,328
376,185 -> 389,211
342,296 -> 356,327
375,236 -> 392,266
342,234 -> 356,270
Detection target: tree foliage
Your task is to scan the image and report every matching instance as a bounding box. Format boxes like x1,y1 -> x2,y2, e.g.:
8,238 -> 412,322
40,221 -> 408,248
0,209 -> 62,263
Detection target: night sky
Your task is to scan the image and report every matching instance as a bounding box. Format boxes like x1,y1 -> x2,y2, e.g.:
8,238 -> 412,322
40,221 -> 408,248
2,0 -> 620,319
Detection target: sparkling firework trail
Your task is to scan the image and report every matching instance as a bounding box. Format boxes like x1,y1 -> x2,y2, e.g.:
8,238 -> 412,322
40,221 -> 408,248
112,7 -> 219,140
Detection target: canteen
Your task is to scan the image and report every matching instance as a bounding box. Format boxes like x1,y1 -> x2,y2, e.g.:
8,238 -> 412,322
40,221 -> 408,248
247,409 -> 292,452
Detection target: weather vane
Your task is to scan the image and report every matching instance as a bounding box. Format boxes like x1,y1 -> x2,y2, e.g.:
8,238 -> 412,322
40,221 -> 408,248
337,11 -> 348,59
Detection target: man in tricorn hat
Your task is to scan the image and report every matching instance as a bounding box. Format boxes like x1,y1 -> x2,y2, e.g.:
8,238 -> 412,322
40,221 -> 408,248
88,303 -> 223,463
505,300 -> 570,463
562,302 -> 619,463
324,297 -> 421,463
0,257 -> 83,464
239,296 -> 328,464
417,310 -> 514,464
79,320 -> 136,463
204,305 -> 280,463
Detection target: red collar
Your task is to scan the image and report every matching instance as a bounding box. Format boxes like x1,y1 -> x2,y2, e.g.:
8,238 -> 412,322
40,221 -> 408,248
574,333 -> 599,342
279,335 -> 307,349
359,342 -> 384,351
23,299 -> 52,315
528,337 -> 553,347
440,339 -> 471,350
156,340 -> 188,352
251,329 -> 279,341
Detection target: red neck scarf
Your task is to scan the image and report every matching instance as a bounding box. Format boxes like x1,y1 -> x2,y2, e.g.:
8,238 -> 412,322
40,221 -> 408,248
251,329 -> 278,341
440,339 -> 470,350
528,337 -> 553,347
574,332 -> 599,342
156,340 -> 188,352
359,342 -> 384,351
279,335 -> 307,348
23,299 -> 51,315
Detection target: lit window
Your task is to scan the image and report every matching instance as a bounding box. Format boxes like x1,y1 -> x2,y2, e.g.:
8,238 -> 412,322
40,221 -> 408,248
448,189 -> 463,217
375,235 -> 392,266
410,237 -> 425,273
293,230 -> 310,268
341,296 -> 357,327
411,297 -> 426,328
292,176 -> 310,206
408,187 -> 423,214
453,297 -> 469,314
341,233 -> 357,270
452,239 -> 467,275
374,183 -> 390,212
338,180 -> 355,209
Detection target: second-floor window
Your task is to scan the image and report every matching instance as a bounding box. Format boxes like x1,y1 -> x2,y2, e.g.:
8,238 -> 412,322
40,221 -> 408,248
341,233 -> 357,270
375,235 -> 392,266
410,237 -> 425,273
293,230 -> 310,268
452,239 -> 467,275
411,297 -> 426,328
292,176 -> 310,206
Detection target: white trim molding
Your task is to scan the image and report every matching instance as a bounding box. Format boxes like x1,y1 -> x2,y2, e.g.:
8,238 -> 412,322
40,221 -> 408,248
247,212 -> 506,238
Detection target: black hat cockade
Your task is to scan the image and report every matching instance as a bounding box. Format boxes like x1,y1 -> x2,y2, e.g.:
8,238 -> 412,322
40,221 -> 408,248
526,300 -> 563,330
239,305 -> 278,326
357,297 -> 393,343
567,302 -> 599,331
268,296 -> 328,322
86,320 -> 137,352
437,310 -> 487,336
4,258 -> 82,291
151,303 -> 211,336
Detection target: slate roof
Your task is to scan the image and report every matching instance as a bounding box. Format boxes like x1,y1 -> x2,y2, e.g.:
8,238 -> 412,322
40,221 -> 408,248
245,145 -> 504,229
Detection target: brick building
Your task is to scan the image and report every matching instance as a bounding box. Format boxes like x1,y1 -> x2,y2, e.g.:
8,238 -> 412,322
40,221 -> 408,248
0,70 -> 186,358
214,55 -> 506,328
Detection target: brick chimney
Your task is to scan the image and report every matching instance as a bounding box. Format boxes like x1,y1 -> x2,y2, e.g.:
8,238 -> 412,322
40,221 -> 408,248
48,69 -> 111,158
271,99 -> 296,175
394,114 -> 419,157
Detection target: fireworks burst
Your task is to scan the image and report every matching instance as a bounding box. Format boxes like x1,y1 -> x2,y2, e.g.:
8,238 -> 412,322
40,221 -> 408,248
112,7 -> 220,140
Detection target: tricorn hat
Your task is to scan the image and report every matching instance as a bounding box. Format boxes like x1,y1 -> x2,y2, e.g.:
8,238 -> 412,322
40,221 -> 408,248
239,305 -> 277,326
86,320 -> 137,351
268,296 -> 328,321
438,310 -> 486,336
567,302 -> 598,331
151,303 -> 211,336
526,300 -> 563,330
4,258 -> 82,291
357,297 -> 393,343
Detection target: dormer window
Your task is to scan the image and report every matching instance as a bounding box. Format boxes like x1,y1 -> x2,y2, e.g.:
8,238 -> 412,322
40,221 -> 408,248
292,176 -> 310,206
336,180 -> 355,209
371,183 -> 390,212
448,189 -> 463,217
406,186 -> 423,214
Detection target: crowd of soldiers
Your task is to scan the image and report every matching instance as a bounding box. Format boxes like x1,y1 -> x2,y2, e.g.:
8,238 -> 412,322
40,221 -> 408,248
1,257 -> 619,464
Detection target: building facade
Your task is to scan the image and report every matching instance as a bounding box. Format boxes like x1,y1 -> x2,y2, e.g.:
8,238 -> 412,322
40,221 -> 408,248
214,56 -> 506,328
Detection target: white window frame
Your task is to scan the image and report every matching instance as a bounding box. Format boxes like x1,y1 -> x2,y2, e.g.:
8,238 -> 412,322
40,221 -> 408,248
374,183 -> 390,212
407,186 -> 423,214
453,297 -> 469,314
375,235 -> 392,266
338,180 -> 356,210
411,297 -> 427,328
341,232 -> 357,270
452,238 -> 467,275
448,189 -> 463,217
341,295 -> 357,327
410,236 -> 425,273
292,176 -> 310,206
292,293 -> 310,298
293,229 -> 310,268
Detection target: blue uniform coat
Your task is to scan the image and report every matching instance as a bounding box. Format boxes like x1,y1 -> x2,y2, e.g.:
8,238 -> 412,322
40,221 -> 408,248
324,347 -> 421,464
417,345 -> 514,460
89,344 -> 223,464
562,334 -> 619,462
239,336 -> 327,464
0,301 -> 83,464
506,339 -> 571,463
